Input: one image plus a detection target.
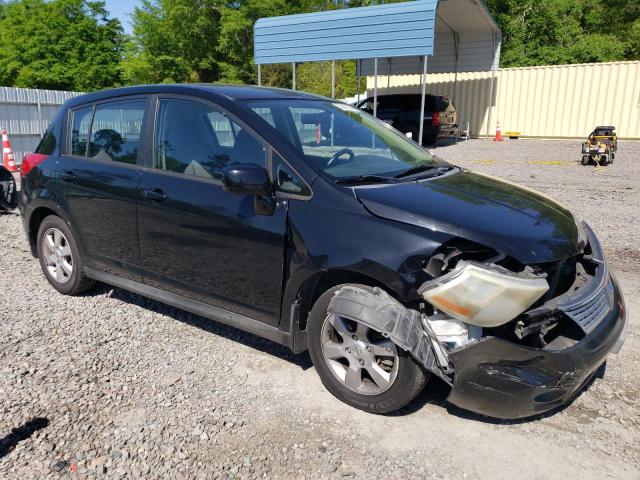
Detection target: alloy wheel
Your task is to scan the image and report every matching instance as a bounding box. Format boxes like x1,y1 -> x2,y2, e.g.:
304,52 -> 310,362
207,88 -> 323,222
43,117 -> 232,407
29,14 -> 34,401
320,314 -> 399,395
42,227 -> 73,284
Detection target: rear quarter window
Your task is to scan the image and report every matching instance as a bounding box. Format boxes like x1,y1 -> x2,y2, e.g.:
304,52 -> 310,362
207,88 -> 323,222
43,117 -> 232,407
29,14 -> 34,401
434,97 -> 451,112
35,124 -> 57,155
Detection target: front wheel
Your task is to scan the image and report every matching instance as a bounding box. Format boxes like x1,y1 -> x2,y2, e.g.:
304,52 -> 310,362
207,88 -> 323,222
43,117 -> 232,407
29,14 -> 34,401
307,284 -> 428,414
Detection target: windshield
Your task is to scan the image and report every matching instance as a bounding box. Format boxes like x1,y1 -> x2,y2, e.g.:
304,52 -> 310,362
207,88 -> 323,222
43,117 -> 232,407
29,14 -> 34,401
242,99 -> 438,180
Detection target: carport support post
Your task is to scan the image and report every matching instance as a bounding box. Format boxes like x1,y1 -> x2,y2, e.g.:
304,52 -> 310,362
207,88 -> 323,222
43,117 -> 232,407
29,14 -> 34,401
418,55 -> 428,147
331,60 -> 336,99
292,62 -> 296,90
356,59 -> 361,105
373,58 -> 378,117
257,64 -> 262,86
485,68 -> 497,138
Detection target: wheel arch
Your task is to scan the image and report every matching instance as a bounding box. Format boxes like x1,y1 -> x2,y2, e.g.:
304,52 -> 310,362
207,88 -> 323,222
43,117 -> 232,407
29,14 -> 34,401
27,206 -> 59,257
27,205 -> 81,259
294,268 -> 398,337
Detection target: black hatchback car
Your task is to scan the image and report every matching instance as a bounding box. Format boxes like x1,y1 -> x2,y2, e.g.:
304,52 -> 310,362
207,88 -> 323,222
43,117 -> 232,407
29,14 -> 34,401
355,93 -> 457,145
20,85 -> 626,418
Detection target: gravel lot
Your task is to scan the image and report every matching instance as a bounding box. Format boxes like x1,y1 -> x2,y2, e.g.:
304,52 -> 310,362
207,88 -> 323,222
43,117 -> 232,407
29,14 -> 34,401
1,139 -> 639,479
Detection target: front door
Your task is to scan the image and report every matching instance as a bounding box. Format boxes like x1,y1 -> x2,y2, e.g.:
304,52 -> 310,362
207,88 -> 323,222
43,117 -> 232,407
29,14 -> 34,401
57,98 -> 148,281
137,97 -> 288,325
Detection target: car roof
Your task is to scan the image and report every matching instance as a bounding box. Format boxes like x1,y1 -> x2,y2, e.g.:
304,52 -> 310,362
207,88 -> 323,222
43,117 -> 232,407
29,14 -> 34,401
359,93 -> 448,102
64,83 -> 327,108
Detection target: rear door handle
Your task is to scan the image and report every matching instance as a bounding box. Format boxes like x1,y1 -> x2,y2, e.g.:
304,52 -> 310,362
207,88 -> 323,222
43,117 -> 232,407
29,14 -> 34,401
59,170 -> 76,182
143,188 -> 167,202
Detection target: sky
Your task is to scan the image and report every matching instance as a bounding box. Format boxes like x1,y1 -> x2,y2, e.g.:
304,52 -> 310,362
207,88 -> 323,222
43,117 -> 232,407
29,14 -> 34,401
104,0 -> 142,34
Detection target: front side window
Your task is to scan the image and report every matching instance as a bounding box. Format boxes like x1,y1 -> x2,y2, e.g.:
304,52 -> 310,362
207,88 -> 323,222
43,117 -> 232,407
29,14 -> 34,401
244,99 -> 437,180
88,100 -> 146,164
154,99 -> 266,180
70,106 -> 93,156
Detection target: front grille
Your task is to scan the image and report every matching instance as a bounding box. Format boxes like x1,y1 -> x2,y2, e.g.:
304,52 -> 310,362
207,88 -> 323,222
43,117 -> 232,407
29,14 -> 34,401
561,281 -> 612,334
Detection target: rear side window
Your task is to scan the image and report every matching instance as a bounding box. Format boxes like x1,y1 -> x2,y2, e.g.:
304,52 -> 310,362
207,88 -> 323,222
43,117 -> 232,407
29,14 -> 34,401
70,106 -> 93,156
88,100 -> 146,164
154,99 -> 266,180
434,97 -> 451,112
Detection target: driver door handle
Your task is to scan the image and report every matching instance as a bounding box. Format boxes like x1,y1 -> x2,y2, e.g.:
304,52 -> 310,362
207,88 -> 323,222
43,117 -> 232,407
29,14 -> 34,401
143,188 -> 167,202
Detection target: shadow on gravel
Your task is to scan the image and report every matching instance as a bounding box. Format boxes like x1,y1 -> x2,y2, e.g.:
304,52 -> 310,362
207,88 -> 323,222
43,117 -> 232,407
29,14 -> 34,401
85,284 -> 313,370
0,417 -> 49,458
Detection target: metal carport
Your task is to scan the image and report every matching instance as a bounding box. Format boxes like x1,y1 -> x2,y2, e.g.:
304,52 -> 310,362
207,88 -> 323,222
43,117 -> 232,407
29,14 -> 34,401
254,0 -> 501,145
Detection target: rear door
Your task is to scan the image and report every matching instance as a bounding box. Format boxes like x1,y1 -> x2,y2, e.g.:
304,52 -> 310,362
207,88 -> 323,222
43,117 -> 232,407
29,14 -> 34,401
58,97 -> 149,281
137,96 -> 289,325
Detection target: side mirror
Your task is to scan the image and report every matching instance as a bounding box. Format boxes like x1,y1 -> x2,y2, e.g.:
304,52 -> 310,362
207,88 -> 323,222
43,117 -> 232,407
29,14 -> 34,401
222,164 -> 272,197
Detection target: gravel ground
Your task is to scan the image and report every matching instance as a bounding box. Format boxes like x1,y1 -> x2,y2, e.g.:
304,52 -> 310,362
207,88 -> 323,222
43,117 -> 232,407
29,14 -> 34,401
0,139 -> 639,479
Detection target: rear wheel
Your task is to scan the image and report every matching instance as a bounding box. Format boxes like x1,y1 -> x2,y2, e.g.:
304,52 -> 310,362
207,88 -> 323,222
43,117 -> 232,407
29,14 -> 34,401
37,215 -> 95,295
307,284 -> 428,414
581,155 -> 589,166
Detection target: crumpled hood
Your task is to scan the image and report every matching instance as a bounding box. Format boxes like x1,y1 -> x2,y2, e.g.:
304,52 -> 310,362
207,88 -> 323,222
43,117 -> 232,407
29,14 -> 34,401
355,170 -> 585,264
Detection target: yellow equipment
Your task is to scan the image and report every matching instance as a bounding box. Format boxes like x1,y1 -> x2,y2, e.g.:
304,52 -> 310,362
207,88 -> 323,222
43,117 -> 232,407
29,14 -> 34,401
581,126 -> 617,166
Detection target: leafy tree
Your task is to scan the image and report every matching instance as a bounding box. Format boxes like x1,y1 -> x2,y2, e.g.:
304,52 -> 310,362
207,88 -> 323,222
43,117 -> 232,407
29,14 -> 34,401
296,61 -> 358,98
122,0 -> 223,84
0,0 -> 124,90
486,0 -> 640,67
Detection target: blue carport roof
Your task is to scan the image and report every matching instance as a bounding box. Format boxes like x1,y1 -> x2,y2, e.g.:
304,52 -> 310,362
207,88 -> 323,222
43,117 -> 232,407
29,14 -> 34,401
254,1 -> 439,65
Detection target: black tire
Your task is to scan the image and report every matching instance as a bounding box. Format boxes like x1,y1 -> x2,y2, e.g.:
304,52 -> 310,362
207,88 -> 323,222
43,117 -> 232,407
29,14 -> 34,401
37,215 -> 95,295
581,155 -> 589,166
423,136 -> 438,146
307,284 -> 428,414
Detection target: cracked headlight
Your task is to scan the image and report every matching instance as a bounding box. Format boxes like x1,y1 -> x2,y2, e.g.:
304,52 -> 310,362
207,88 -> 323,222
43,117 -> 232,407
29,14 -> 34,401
418,262 -> 549,328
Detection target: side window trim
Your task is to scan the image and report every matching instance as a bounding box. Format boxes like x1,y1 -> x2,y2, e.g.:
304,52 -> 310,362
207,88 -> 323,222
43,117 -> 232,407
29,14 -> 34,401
89,98 -> 148,165
65,95 -> 150,166
147,94 -> 312,200
67,104 -> 95,157
272,149 -> 313,200
150,95 -> 270,182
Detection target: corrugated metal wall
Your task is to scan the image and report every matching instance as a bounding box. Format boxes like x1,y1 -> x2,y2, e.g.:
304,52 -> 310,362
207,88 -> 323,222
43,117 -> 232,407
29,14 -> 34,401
367,61 -> 640,139
0,87 -> 82,163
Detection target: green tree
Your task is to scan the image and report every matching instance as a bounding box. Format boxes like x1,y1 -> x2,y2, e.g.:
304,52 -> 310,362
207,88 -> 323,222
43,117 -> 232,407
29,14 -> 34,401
296,61 -> 357,98
122,0 -> 224,84
122,0 -> 386,92
0,0 -> 124,90
486,0 -> 640,67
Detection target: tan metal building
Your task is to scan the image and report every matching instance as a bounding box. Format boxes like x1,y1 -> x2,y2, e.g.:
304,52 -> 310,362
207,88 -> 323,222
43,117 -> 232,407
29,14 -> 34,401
367,61 -> 640,139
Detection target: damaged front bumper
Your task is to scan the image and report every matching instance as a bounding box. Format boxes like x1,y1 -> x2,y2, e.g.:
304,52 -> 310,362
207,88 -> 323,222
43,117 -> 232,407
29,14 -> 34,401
328,225 -> 627,419
448,273 -> 626,419
447,225 -> 627,419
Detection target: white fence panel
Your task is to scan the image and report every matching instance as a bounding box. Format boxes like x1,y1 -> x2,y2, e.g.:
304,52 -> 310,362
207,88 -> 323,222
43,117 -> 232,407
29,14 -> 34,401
0,87 -> 82,163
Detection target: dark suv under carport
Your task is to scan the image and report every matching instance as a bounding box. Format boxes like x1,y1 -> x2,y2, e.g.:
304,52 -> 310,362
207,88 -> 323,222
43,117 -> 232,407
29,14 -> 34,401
356,93 -> 457,145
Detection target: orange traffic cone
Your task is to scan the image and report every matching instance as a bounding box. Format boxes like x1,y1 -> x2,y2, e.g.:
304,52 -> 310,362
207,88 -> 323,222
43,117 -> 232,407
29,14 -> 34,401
494,121 -> 503,142
2,130 -> 17,172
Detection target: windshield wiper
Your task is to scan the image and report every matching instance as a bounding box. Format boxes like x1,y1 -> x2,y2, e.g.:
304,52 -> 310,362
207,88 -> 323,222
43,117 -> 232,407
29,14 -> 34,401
335,175 -> 393,185
393,164 -> 451,179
